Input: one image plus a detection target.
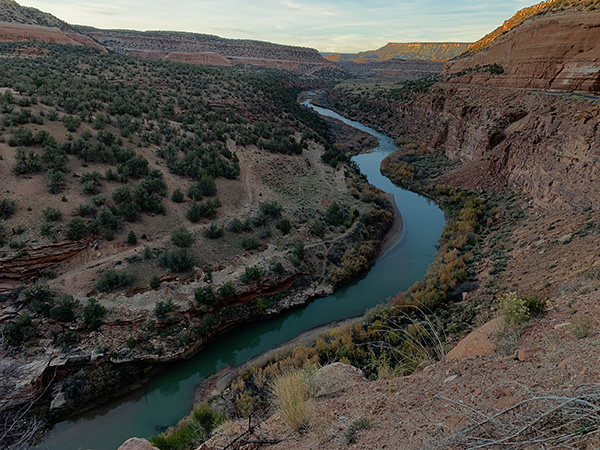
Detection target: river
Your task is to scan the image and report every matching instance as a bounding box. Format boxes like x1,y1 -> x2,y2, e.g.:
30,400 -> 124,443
39,100 -> 445,450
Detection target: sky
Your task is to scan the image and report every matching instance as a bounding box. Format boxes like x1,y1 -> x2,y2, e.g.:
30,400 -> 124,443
21,0 -> 536,53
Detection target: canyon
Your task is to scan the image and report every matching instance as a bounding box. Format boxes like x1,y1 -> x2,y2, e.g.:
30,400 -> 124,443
2,0 -> 600,449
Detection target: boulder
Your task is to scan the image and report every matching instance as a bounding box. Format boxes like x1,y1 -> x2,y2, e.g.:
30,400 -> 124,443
445,318 -> 502,362
117,438 -> 159,450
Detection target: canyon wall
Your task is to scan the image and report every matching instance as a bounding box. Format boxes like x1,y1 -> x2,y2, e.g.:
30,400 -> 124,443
328,82 -> 600,211
445,10 -> 600,92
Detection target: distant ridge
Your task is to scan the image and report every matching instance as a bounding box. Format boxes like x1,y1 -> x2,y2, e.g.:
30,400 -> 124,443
0,0 -> 336,74
75,28 -> 337,74
324,42 -> 470,64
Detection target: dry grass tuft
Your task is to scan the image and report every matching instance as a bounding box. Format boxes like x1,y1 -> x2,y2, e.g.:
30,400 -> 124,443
270,369 -> 310,431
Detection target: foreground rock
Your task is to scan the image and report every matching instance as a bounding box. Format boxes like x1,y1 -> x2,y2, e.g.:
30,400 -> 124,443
117,438 -> 159,450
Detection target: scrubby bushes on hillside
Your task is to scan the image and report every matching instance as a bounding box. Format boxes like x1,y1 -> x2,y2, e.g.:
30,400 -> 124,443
159,248 -> 196,273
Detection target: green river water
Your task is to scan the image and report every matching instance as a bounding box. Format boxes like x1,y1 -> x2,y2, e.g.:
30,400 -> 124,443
39,100 -> 445,450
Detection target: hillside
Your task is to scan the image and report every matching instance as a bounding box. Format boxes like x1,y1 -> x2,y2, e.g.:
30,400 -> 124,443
77,28 -> 338,75
0,41 -> 391,449
325,42 -> 470,64
0,0 -> 106,51
445,2 -> 600,91
0,1 -> 338,75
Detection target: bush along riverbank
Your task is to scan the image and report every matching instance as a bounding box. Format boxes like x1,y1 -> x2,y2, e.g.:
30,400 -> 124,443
146,134 -> 526,450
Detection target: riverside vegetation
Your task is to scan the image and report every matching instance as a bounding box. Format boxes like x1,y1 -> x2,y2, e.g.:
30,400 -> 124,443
147,104 -> 528,449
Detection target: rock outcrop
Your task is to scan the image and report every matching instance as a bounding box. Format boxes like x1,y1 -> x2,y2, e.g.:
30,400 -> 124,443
445,318 -> 501,361
445,8 -> 600,91
117,438 -> 159,450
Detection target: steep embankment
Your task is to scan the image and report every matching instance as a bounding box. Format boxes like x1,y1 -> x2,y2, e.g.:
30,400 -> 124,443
325,42 -> 470,63
446,5 -> 600,91
328,84 -> 600,211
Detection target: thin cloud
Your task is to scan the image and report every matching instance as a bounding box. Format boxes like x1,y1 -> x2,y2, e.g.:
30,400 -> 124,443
20,0 -> 535,52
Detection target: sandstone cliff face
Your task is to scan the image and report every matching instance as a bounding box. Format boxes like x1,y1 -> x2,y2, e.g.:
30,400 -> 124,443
405,87 -> 600,211
445,10 -> 600,92
328,83 -> 600,211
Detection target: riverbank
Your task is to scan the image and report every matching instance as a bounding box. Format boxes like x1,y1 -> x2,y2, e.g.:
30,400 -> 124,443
36,96 -> 440,450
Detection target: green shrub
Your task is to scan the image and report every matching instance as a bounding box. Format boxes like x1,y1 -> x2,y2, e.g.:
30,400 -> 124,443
310,220 -> 326,238
66,217 -> 88,240
3,314 -> 33,347
21,283 -> 53,314
12,147 -> 41,174
95,270 -> 134,292
159,248 -> 196,273
172,188 -> 184,203
228,218 -> 252,233
204,224 -> 224,239
240,266 -> 263,284
258,227 -> 271,239
241,236 -> 260,251
49,295 -> 77,322
150,275 -> 161,289
171,226 -> 194,248
42,207 -> 62,222
218,281 -> 235,299
271,260 -> 285,275
47,169 -> 66,194
276,218 -> 292,235
499,292 -> 529,325
292,242 -> 305,260
259,201 -> 282,219
187,199 -> 221,222
96,205 -> 121,231
83,298 -> 106,331
40,222 -> 53,237
143,246 -> 154,260
9,128 -> 33,147
154,299 -> 176,319
81,171 -> 103,196
127,230 -> 137,245
345,418 -> 372,444
126,337 -> 136,349
0,198 -> 17,220
135,170 -> 167,214
195,286 -> 216,306
62,114 -> 81,132
524,295 -> 548,318
198,174 -> 217,196
150,404 -> 226,450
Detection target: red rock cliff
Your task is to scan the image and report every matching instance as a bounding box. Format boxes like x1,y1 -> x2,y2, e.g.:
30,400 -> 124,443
445,9 -> 600,92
